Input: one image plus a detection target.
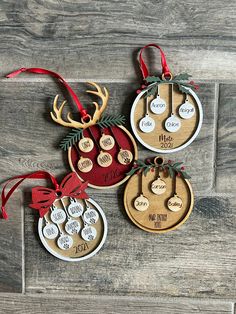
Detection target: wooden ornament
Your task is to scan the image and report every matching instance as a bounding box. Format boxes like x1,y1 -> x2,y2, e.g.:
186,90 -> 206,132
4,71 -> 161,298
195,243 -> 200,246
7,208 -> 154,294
117,149 -> 133,165
124,157 -> 194,233
131,82 -> 203,153
134,194 -> 149,211
97,151 -> 113,167
150,95 -> 166,115
78,137 -> 94,153
139,114 -> 155,133
99,134 -> 115,151
151,177 -> 166,195
77,156 -> 93,173
167,194 -> 183,212
38,197 -> 108,262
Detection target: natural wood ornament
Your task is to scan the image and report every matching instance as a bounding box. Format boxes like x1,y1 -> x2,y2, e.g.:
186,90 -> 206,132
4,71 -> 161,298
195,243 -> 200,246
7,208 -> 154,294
130,44 -> 203,153
124,157 -> 194,233
6,68 -> 138,189
0,172 -> 108,262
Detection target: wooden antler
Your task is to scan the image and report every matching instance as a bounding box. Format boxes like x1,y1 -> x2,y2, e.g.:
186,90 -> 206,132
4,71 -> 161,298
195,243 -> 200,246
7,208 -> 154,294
86,81 -> 109,124
50,95 -> 85,128
50,82 -> 109,129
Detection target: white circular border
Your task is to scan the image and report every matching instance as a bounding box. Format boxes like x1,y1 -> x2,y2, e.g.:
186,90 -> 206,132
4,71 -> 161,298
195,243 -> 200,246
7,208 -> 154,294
130,83 -> 203,153
38,198 -> 108,262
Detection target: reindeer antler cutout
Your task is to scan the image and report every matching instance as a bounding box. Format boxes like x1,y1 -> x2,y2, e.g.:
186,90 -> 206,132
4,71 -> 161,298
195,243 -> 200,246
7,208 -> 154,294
50,81 -> 109,129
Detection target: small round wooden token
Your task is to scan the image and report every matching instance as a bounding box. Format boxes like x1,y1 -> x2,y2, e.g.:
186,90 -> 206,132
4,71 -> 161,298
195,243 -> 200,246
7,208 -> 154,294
65,219 -> 81,235
99,134 -> 115,151
167,194 -> 183,212
77,156 -> 93,173
50,208 -> 66,224
83,208 -> 99,225
179,101 -> 195,119
134,194 -> 149,211
57,234 -> 73,250
151,178 -> 166,195
150,95 -> 166,114
97,151 -> 112,167
38,198 -> 108,261
139,114 -> 155,133
78,137 -> 94,153
43,223 -> 58,240
68,199 -> 84,218
117,149 -> 133,165
81,225 -> 97,241
165,114 -> 181,133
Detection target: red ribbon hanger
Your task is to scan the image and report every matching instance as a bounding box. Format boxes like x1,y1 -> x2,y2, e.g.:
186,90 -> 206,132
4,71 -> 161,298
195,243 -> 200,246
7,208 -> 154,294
6,68 -> 88,119
139,44 -> 171,80
1,171 -> 88,219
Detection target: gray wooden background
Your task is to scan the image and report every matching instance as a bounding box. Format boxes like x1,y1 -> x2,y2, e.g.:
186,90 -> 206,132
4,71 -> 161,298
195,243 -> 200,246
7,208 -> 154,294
0,1 -> 235,313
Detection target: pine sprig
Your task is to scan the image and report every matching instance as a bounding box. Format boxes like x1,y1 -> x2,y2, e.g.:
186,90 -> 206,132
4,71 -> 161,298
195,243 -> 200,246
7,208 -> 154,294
97,114 -> 125,128
59,114 -> 126,150
126,158 -> 191,179
59,129 -> 83,151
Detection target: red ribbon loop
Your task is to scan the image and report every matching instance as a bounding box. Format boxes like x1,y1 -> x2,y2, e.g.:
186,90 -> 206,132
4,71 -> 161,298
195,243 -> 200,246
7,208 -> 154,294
139,44 -> 171,80
1,171 -> 88,219
6,68 -> 88,119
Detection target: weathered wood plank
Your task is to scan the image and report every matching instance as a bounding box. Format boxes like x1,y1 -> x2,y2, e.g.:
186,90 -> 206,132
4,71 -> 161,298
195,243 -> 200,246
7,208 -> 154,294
0,82 -> 215,193
24,192 -> 236,298
0,294 -> 233,314
216,84 -> 236,193
0,189 -> 23,292
0,1 -> 236,80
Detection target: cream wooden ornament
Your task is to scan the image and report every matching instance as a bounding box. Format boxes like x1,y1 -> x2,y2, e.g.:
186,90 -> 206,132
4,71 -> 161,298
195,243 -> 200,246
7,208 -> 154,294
99,134 -> 115,151
179,100 -> 195,119
78,137 -> 94,153
97,151 -> 113,167
139,114 -> 155,133
117,149 -> 133,165
77,157 -> 93,173
151,177 -> 166,195
150,95 -> 166,115
167,194 -> 183,212
134,194 -> 149,211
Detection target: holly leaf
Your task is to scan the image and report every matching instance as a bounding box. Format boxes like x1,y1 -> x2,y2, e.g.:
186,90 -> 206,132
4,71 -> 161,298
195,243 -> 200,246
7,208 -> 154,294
177,84 -> 190,94
144,167 -> 150,176
146,76 -> 162,83
173,73 -> 192,81
173,162 -> 183,169
167,165 -> 174,178
181,171 -> 191,179
145,85 -> 158,98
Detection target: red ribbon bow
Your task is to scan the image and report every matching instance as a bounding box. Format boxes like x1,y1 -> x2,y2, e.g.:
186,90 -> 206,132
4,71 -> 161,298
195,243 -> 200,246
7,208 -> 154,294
30,172 -> 88,217
1,171 -> 88,219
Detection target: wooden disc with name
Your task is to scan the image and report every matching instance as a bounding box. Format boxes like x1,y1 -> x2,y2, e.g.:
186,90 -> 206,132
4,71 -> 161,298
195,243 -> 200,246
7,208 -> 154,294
38,197 -> 107,262
130,83 -> 203,153
124,170 -> 194,233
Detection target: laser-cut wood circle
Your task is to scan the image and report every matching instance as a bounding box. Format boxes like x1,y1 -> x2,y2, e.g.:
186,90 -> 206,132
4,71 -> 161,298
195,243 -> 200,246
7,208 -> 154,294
130,83 -> 203,153
124,170 -> 194,233
38,197 -> 107,261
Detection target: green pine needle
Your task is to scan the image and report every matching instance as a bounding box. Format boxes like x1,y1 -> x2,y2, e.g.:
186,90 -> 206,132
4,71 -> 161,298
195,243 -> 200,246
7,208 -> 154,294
59,129 -> 83,151
97,115 -> 125,128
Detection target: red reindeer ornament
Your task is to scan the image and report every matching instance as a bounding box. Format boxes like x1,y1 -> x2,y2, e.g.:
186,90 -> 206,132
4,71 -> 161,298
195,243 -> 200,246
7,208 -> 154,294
1,171 -> 108,261
6,68 -> 138,189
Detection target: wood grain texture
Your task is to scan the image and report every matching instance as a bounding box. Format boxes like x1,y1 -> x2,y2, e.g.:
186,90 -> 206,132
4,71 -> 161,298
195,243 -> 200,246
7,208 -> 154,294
216,84 -> 236,193
0,82 -> 215,193
0,294 -> 233,314
0,190 -> 23,293
24,190 -> 236,298
1,1 -> 236,80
